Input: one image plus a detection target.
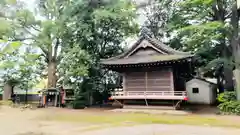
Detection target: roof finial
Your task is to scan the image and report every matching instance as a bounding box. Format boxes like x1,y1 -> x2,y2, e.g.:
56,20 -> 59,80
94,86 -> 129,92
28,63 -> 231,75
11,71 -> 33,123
140,26 -> 153,38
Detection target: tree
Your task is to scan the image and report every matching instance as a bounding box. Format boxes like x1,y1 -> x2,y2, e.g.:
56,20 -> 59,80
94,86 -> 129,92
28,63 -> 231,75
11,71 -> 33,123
0,46 -> 42,100
1,0 -> 138,104
60,0 -> 139,104
0,0 -> 42,100
0,0 -> 23,57
143,0 -> 236,93
0,0 -> 66,88
172,0 -> 240,97
142,0 -> 178,42
230,1 -> 240,100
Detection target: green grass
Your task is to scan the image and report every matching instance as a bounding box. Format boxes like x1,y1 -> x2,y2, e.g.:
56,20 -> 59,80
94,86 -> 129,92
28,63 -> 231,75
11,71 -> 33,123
17,132 -> 45,135
41,111 -> 240,128
0,100 -> 13,105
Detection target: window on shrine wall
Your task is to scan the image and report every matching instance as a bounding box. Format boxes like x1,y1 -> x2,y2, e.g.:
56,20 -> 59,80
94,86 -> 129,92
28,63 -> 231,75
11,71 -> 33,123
192,87 -> 199,94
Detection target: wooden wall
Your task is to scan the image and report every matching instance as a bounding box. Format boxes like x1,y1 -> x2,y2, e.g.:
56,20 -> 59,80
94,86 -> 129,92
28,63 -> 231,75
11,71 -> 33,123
124,69 -> 173,92
130,47 -> 160,57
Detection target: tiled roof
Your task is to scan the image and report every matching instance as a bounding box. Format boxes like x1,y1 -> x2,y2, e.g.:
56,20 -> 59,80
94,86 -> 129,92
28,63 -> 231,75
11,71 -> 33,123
101,35 -> 193,65
101,54 -> 193,65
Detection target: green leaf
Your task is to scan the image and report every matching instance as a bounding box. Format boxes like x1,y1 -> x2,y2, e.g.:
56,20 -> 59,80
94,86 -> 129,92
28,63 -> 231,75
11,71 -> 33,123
0,61 -> 15,69
5,0 -> 17,4
2,41 -> 21,53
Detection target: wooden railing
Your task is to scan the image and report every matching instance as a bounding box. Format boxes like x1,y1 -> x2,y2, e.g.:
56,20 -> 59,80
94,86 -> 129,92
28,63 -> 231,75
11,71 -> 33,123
111,90 -> 187,100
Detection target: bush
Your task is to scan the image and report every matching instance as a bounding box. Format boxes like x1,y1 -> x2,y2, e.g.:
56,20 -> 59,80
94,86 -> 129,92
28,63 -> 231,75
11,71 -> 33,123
72,100 -> 85,109
71,95 -> 86,109
218,101 -> 240,115
217,91 -> 237,103
217,91 -> 240,115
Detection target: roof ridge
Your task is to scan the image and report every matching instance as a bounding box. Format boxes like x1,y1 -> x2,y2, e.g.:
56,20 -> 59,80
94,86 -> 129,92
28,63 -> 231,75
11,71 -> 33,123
100,35 -> 193,62
144,35 -> 192,55
193,77 -> 217,85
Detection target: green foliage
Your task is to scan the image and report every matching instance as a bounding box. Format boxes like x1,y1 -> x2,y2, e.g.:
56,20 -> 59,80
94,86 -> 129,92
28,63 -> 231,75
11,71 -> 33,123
15,9 -> 36,26
218,91 -> 237,103
71,94 -> 86,109
218,101 -> 240,115
178,21 -> 225,50
1,0 -> 138,104
0,43 -> 42,90
59,46 -> 91,82
143,0 -> 177,41
60,0 -> 138,103
0,19 -> 13,39
202,58 -> 234,77
180,0 -> 214,5
71,100 -> 85,109
0,41 -> 22,54
143,0 -> 234,79
218,92 -> 240,115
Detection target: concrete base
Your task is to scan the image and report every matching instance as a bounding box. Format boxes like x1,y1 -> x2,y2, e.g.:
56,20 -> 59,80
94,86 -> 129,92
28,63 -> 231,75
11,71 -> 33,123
109,108 -> 190,115
123,105 -> 175,110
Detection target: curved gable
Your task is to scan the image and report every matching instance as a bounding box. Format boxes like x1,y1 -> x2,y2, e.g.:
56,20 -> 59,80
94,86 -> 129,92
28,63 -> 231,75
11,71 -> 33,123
126,39 -> 167,58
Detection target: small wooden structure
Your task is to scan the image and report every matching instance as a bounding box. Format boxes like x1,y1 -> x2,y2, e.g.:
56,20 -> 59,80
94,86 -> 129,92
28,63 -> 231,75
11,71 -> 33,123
38,86 -> 75,107
186,78 -> 217,105
101,34 -> 195,108
62,87 -> 75,106
39,88 -> 60,107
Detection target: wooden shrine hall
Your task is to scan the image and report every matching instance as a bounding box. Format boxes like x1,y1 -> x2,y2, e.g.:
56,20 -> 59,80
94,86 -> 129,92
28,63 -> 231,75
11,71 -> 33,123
100,34 -> 195,108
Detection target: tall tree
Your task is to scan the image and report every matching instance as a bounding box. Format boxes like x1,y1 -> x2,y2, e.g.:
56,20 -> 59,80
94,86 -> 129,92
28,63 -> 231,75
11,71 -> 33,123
143,0 -> 236,93
1,0 -> 138,103
0,0 -> 89,88
230,1 -> 240,100
61,0 -> 138,103
0,46 -> 41,100
0,0 -> 23,56
142,0 -> 178,42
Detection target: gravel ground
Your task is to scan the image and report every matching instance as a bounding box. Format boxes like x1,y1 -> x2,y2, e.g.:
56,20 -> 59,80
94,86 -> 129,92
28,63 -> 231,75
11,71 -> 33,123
1,106 -> 240,135
81,124 -> 240,135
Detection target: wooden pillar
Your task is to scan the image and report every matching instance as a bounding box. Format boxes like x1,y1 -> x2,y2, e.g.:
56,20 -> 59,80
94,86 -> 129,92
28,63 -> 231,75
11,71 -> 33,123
43,95 -> 46,106
54,92 -> 58,107
170,68 -> 174,91
145,72 -> 148,92
122,73 -> 126,93
145,71 -> 148,106
122,73 -> 126,108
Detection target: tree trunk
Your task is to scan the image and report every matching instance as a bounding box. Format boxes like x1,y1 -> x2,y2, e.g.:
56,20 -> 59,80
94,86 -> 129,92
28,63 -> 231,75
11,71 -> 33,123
224,67 -> 234,91
234,68 -> 240,100
47,37 -> 58,88
47,61 -> 57,88
231,2 -> 240,100
3,83 -> 13,100
234,48 -> 240,100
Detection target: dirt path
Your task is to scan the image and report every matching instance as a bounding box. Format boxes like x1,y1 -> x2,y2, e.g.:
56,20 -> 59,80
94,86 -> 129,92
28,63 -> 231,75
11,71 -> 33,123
81,124 -> 240,135
1,106 -> 240,135
0,107 -> 88,135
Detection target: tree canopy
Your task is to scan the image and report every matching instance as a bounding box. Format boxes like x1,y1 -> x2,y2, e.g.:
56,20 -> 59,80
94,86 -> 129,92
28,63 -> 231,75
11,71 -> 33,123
0,0 -> 139,103
142,0 -> 240,93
